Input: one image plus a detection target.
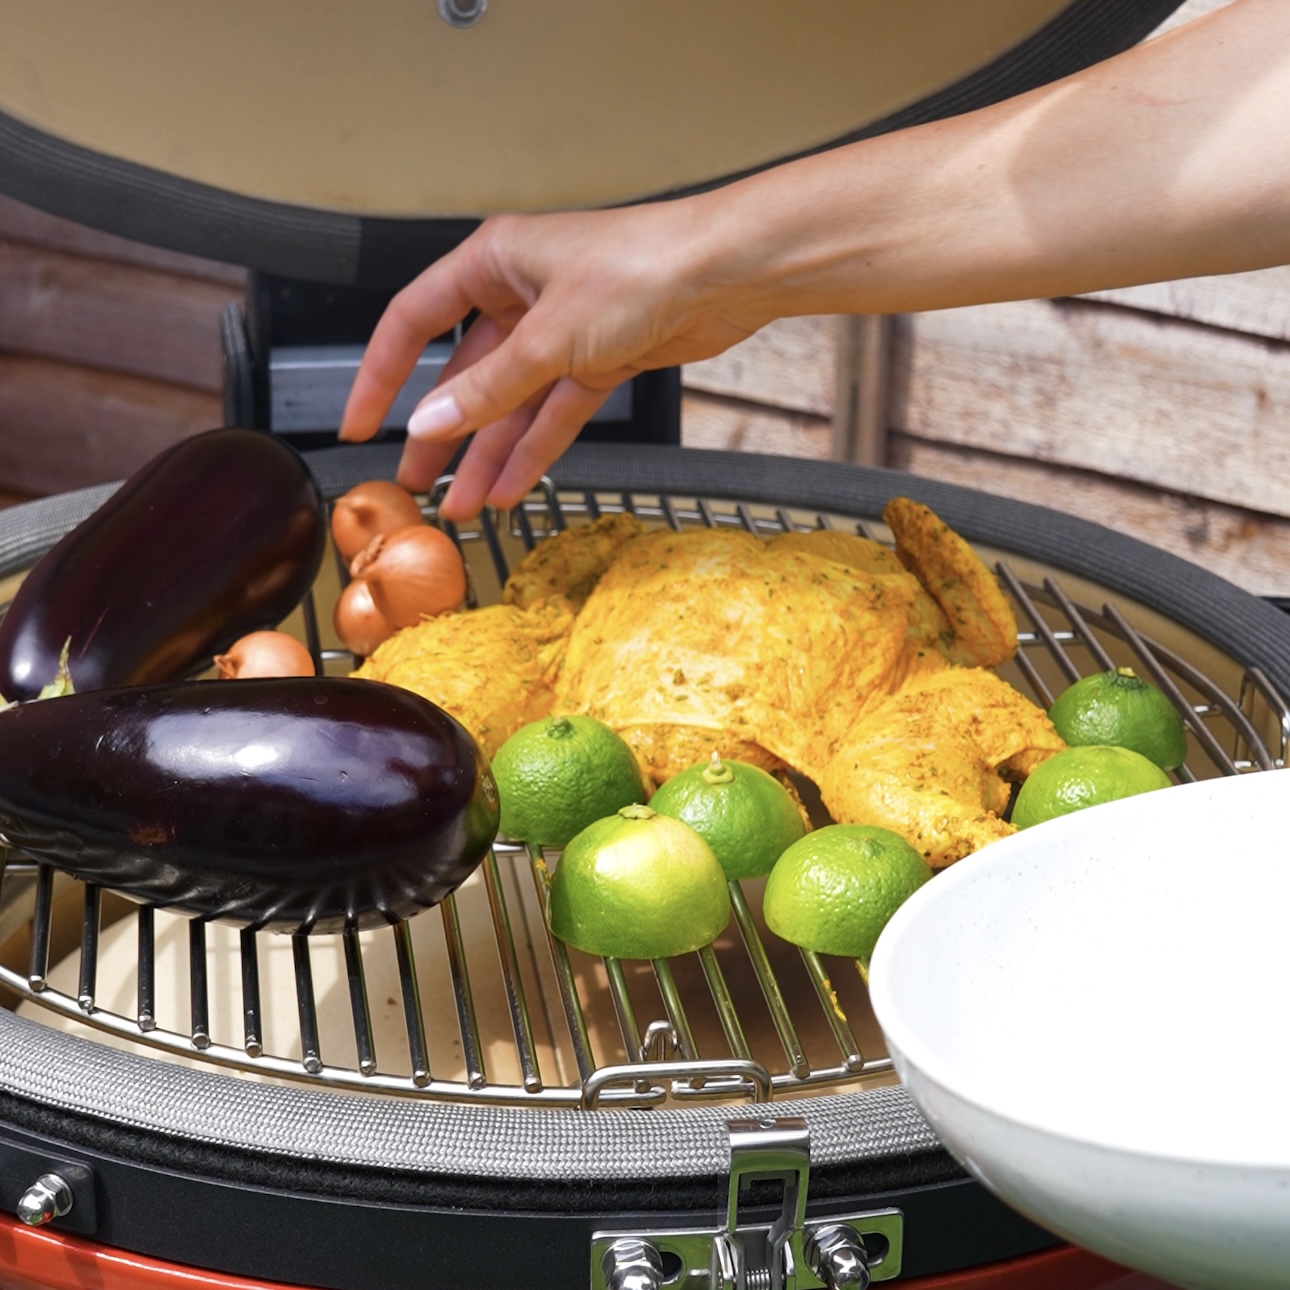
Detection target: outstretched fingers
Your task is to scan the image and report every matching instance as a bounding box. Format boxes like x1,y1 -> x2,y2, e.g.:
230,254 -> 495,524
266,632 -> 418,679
338,256 -> 477,443
402,312 -> 572,453
485,378 -> 614,510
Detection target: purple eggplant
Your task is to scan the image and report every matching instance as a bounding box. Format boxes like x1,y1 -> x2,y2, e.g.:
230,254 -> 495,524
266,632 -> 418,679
0,677 -> 499,933
0,428 -> 325,702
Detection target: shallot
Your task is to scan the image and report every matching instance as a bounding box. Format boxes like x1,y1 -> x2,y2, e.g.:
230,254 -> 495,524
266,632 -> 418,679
334,579 -> 396,657
330,480 -> 425,564
350,525 -> 466,628
215,631 -> 315,679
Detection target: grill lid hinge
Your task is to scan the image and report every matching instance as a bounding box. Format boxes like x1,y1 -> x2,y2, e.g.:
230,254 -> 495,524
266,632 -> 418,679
591,1117 -> 903,1290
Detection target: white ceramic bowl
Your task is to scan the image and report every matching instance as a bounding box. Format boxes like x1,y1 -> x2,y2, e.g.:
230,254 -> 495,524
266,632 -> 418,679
868,768 -> 1290,1290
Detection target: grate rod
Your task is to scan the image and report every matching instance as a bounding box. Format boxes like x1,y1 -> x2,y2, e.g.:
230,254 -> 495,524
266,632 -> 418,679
136,907 -> 156,1032
697,943 -> 753,1062
996,563 -> 1083,697
603,958 -> 652,1095
240,928 -> 263,1057
514,501 -> 540,552
27,864 -> 54,990
652,957 -> 700,1085
482,849 -> 542,1093
1239,667 -> 1290,767
77,884 -> 101,1013
477,508 -> 513,591
603,958 -> 642,1058
342,929 -> 378,1077
1103,602 -> 1258,774
728,882 -> 811,1080
799,949 -> 866,1073
188,919 -> 210,1049
527,846 -> 595,1083
292,934 -> 323,1074
298,585 -> 324,670
440,895 -> 487,1090
394,921 -> 432,1086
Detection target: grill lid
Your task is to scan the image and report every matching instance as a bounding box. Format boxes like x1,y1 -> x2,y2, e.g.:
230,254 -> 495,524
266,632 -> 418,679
0,1 -> 1184,286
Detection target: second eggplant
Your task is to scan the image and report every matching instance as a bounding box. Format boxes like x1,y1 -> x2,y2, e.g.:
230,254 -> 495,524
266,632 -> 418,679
0,677 -> 500,933
0,428 -> 326,702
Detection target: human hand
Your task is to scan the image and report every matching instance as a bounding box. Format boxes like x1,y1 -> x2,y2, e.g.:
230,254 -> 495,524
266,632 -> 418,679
339,198 -> 765,521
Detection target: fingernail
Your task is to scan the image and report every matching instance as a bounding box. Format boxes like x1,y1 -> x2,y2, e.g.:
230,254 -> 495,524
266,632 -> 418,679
407,391 -> 464,440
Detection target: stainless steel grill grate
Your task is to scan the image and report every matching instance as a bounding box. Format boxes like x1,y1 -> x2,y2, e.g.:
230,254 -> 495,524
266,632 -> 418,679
1,482 -> 1286,1110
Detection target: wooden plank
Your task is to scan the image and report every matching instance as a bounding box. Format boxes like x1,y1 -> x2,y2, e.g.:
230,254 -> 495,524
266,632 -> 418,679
0,241 -> 236,392
682,316 -> 837,418
0,354 -> 220,496
1082,266 -> 1290,344
681,390 -> 833,461
0,194 -> 247,287
889,434 -> 1290,597
890,297 -> 1290,519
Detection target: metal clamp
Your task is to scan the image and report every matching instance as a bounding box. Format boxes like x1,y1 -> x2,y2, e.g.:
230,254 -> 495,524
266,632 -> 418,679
591,1118 -> 903,1289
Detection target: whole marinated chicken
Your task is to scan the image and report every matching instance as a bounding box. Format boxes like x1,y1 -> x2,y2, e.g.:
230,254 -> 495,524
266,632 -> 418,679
353,497 -> 1058,867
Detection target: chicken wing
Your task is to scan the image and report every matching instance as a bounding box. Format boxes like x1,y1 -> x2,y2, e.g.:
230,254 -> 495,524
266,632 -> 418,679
883,498 -> 1017,669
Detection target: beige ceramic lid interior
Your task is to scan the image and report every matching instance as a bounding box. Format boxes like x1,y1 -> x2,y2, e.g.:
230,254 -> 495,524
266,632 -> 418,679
0,0 -> 1068,216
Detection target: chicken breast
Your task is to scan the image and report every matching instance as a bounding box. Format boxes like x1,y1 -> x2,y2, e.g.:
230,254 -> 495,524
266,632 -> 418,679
555,527 -> 919,782
502,512 -> 646,612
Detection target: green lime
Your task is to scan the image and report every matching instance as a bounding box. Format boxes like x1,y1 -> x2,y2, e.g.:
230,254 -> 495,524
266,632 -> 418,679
492,714 -> 650,848
1012,744 -> 1172,829
1048,667 -> 1187,771
547,805 -> 731,958
762,824 -> 932,962
648,753 -> 807,880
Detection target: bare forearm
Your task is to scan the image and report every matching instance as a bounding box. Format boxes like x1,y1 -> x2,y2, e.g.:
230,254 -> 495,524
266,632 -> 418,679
699,0 -> 1290,322
343,0 -> 1290,516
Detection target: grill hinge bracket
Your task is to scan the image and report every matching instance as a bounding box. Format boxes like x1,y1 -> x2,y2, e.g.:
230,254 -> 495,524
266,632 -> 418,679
591,1117 -> 903,1289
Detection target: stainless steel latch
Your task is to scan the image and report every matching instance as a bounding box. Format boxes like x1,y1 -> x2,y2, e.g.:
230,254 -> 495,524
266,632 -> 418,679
591,1117 -> 903,1290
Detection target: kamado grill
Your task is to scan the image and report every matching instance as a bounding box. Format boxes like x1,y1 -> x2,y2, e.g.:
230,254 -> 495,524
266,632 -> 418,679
1,3 -> 1281,1289
2,444 -> 1289,1290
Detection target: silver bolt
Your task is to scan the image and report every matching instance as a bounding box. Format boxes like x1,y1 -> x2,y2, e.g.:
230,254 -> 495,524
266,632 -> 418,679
601,1238 -> 663,1290
17,1174 -> 74,1227
805,1223 -> 870,1290
437,0 -> 487,27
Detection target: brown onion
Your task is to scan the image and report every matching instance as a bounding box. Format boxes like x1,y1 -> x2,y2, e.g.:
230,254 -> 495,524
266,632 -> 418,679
334,578 -> 396,657
214,630 -> 315,679
349,525 -> 466,628
330,480 -> 425,564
